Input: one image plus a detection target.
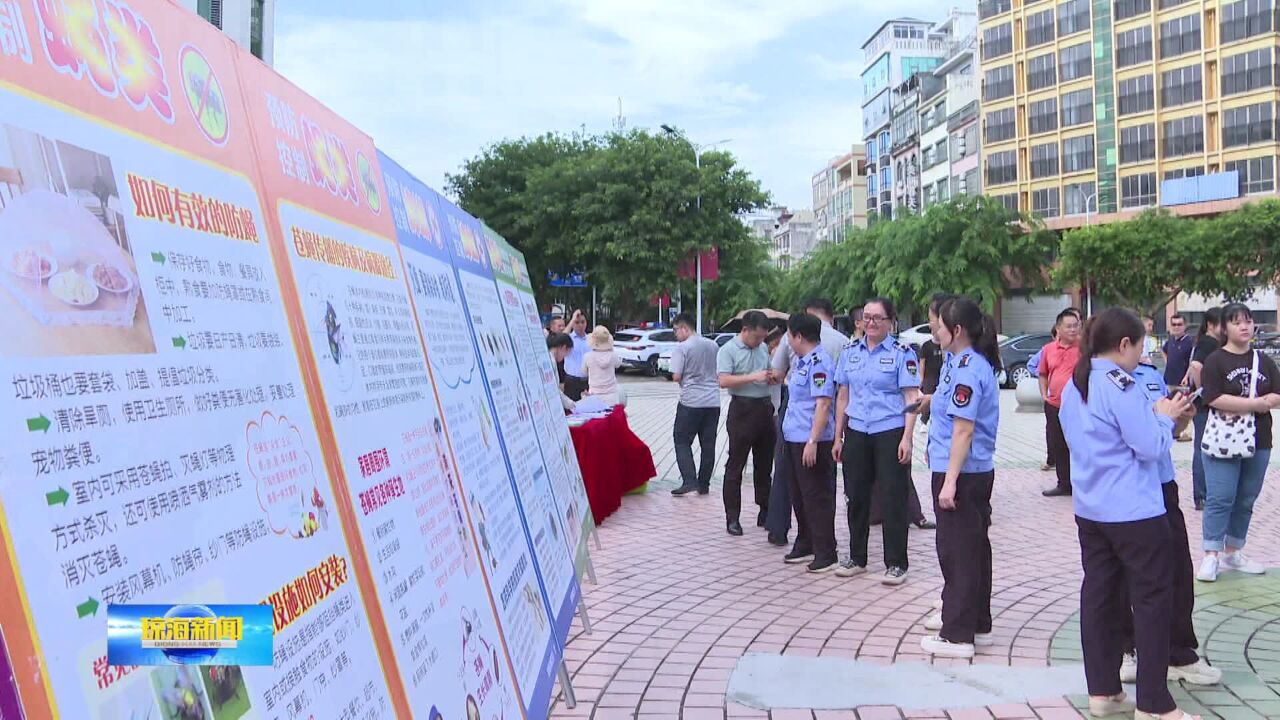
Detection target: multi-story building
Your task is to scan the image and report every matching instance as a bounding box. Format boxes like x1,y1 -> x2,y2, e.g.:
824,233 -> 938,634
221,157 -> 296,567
918,10 -> 981,208
812,165 -> 832,244
890,74 -> 924,212
812,148 -> 870,244
770,209 -> 817,271
862,18 -> 949,222
182,0 -> 275,65
977,0 -> 1280,227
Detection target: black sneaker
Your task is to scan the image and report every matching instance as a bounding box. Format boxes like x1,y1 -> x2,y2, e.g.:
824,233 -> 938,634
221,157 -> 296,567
784,549 -> 814,564
757,510 -> 768,527
671,485 -> 697,496
1042,486 -> 1072,497
697,486 -> 710,495
882,566 -> 908,586
807,558 -> 837,573
914,518 -> 936,530
767,533 -> 789,547
726,521 -> 743,536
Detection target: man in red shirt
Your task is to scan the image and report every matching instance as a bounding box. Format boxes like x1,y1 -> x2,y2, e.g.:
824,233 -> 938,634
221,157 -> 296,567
1039,308 -> 1082,497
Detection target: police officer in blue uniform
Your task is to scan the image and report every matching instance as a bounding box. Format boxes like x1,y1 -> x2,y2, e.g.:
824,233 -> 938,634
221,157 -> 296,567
1117,355 -> 1222,686
832,297 -> 921,585
780,313 -> 839,574
918,297 -> 1001,660
1057,308 -> 1194,720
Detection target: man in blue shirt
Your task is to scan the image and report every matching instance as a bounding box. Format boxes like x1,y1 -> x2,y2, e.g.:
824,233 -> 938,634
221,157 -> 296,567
1161,313 -> 1194,440
780,313 -> 838,573
563,310 -> 591,401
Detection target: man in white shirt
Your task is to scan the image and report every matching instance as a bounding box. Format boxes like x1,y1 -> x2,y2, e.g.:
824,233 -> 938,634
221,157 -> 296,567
563,310 -> 590,400
670,313 -> 723,496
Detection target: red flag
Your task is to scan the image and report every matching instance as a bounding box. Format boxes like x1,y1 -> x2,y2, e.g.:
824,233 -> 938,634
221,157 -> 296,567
677,248 -> 719,280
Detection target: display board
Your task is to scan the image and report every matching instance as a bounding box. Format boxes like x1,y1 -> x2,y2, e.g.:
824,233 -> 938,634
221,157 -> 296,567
0,1 -> 596,719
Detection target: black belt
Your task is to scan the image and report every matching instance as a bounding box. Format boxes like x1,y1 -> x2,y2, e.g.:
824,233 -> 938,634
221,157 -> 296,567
731,395 -> 773,403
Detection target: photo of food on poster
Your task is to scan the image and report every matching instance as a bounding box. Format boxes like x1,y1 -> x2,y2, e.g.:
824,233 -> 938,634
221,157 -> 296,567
381,154 -> 561,719
0,84 -> 394,720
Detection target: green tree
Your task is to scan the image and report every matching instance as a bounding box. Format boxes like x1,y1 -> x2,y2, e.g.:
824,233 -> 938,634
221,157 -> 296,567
447,129 -> 771,322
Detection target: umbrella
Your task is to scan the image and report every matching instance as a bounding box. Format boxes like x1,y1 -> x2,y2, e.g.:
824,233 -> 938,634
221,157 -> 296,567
717,308 -> 790,334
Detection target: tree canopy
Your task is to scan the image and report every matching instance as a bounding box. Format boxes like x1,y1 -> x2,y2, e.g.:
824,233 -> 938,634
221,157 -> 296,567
447,129 -> 772,323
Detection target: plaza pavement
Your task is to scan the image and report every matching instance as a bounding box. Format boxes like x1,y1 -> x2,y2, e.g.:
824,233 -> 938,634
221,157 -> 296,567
549,376 -> 1280,720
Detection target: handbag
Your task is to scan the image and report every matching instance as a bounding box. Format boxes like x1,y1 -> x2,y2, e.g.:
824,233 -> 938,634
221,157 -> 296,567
1201,350 -> 1260,459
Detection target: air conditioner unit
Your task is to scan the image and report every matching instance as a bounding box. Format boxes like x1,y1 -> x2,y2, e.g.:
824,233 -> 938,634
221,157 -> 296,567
957,135 -> 967,157
958,176 -> 968,193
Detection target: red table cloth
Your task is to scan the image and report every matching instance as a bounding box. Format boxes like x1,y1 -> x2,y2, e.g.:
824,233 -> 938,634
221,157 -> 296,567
569,407 -> 655,524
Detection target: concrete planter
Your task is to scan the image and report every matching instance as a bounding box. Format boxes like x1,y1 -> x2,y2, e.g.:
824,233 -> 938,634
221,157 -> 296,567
1015,377 -> 1044,413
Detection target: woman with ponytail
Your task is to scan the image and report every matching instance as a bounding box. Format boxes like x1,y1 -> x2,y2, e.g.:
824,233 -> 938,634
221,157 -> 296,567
1057,308 -> 1196,720
917,297 -> 1001,659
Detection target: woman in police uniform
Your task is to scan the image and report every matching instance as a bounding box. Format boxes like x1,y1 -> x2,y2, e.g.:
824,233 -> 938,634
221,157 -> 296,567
832,298 -> 921,585
918,297 -> 1001,660
1057,308 -> 1194,720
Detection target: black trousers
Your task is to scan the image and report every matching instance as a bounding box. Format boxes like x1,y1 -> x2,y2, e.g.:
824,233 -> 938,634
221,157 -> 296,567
1076,514 -> 1175,715
844,427 -> 910,569
1044,413 -> 1056,466
673,404 -> 720,490
932,471 -> 994,644
787,441 -> 837,564
766,410 -> 793,537
1045,404 -> 1071,490
724,396 -> 775,522
869,473 -> 926,525
564,375 -> 589,401
1120,481 -> 1199,667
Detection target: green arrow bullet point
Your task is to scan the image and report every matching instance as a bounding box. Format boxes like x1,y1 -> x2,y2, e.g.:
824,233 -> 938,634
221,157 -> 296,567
76,597 -> 99,618
172,336 -> 186,349
26,415 -> 50,433
46,487 -> 69,506
151,252 -> 166,264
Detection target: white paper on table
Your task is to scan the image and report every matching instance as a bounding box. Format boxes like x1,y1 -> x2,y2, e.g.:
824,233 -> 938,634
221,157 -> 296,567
572,396 -> 611,415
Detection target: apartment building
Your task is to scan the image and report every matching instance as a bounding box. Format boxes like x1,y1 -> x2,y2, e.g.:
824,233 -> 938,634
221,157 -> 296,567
812,148 -> 870,244
771,209 -> 818,271
977,0 -> 1280,227
918,11 -> 982,208
182,0 -> 275,64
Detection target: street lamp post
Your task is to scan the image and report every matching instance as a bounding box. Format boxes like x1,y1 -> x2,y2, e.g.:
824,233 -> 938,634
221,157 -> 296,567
661,124 -> 730,335
1074,186 -> 1098,317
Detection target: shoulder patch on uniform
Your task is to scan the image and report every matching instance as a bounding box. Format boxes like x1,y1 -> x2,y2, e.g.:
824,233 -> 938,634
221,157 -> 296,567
813,371 -> 828,388
1107,368 -> 1135,391
906,359 -> 919,376
958,354 -> 972,368
843,339 -> 857,349
953,384 -> 973,407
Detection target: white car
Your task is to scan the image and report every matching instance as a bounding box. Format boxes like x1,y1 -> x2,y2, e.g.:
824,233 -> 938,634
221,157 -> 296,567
897,323 -> 933,351
614,329 -> 680,376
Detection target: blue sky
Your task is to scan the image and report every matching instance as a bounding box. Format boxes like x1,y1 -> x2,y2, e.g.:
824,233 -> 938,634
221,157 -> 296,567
275,0 -> 956,210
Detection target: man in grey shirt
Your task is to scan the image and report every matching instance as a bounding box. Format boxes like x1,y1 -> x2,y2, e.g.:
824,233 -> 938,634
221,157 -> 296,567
765,298 -> 849,545
670,313 -> 722,497
717,310 -> 776,536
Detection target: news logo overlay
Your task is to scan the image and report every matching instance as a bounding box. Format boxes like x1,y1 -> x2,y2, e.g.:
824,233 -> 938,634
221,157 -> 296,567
107,604 -> 274,666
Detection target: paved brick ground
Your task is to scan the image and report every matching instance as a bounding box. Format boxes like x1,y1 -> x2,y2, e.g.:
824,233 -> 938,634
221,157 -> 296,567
550,378 -> 1280,719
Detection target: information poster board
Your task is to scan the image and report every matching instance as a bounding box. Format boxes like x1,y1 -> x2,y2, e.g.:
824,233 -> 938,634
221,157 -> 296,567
0,2 -> 395,718
485,231 -> 597,576
379,153 -> 562,719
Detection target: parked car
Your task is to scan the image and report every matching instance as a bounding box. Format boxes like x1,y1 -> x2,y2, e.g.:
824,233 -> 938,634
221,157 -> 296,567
897,323 -> 933,351
1254,331 -> 1280,361
659,333 -> 734,379
614,329 -> 679,376
997,333 -> 1053,389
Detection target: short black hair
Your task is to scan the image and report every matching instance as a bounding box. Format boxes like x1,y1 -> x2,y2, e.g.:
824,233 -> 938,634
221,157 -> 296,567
1169,313 -> 1186,324
1223,302 -> 1254,326
929,293 -> 955,315
787,312 -> 822,343
546,332 -> 573,350
741,310 -> 769,330
1056,309 -> 1080,325
803,298 -> 835,319
864,296 -> 897,321
673,312 -> 696,330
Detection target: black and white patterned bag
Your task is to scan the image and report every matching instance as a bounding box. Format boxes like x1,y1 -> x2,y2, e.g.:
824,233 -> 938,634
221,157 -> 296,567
1201,350 -> 1259,460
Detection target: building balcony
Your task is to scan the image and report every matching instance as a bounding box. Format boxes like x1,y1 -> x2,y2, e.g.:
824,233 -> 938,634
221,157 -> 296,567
947,99 -> 979,130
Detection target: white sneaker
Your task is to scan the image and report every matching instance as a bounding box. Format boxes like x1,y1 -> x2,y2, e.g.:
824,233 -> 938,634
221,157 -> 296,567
1088,693 -> 1135,717
834,558 -> 866,578
882,566 -> 908,586
920,634 -> 974,658
1119,653 -> 1137,683
923,611 -> 943,631
1222,551 -> 1266,575
1196,555 -> 1219,583
975,633 -> 994,647
1168,659 -> 1223,686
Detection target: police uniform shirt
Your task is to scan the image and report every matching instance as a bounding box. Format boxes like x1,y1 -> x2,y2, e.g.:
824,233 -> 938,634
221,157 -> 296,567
1058,359 -> 1173,523
1132,362 -> 1176,484
783,347 -> 836,444
927,348 -> 999,474
834,335 -> 921,434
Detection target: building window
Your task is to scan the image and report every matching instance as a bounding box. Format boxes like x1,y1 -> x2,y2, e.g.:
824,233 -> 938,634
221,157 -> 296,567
1221,0 -> 1274,44
1062,134 -> 1096,173
1026,9 -> 1056,48
1119,123 -> 1156,163
1058,0 -> 1091,37
1118,75 -> 1155,116
1159,64 -> 1203,108
1159,14 -> 1201,59
251,0 -> 266,59
1114,0 -> 1151,21
197,0 -> 222,28
980,0 -> 1013,20
1116,26 -> 1154,68
1029,98 -> 1059,134
1161,115 -> 1204,157
1031,142 -> 1060,178
1221,48 -> 1274,96
984,65 -> 1015,102
985,107 -> 1017,143
1027,53 -> 1057,91
982,23 -> 1014,61
1223,101 -> 1275,147
1031,188 -> 1061,218
1159,0 -> 1192,7
1225,155 -> 1276,193
986,150 -> 1018,186
1121,172 -> 1158,208
1164,167 -> 1205,180
1059,42 -> 1093,82
993,194 -> 1020,212
1061,89 -> 1095,127
1065,181 -> 1097,214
